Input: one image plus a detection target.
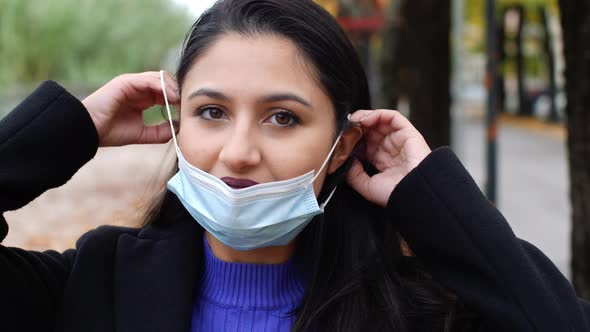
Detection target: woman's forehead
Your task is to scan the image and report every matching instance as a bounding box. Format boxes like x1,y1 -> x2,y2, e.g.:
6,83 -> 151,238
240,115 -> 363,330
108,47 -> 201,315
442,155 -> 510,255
181,34 -> 326,103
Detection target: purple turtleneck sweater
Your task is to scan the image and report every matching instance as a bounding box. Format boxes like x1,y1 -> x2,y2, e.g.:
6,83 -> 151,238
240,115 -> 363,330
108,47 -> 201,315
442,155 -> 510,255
189,236 -> 305,331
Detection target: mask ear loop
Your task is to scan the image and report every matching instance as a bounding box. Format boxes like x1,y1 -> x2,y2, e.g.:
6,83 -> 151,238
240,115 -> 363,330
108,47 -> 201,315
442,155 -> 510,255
160,70 -> 181,156
312,130 -> 344,183
317,113 -> 357,211
319,186 -> 337,212
315,133 -> 342,211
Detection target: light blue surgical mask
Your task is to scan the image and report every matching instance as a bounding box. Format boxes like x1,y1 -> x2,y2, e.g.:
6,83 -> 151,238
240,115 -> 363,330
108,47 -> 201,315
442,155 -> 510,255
159,71 -> 341,250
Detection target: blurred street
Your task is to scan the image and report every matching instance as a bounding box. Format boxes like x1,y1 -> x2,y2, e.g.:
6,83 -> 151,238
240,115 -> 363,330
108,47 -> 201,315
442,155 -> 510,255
2,108 -> 572,278
3,144 -> 175,251
460,110 -> 570,278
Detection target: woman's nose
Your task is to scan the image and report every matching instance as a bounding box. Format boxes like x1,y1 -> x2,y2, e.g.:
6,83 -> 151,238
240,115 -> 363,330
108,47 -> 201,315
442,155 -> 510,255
218,127 -> 262,172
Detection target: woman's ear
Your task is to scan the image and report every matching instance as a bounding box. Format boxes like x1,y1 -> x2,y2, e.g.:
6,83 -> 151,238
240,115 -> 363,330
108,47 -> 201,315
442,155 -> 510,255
327,124 -> 363,174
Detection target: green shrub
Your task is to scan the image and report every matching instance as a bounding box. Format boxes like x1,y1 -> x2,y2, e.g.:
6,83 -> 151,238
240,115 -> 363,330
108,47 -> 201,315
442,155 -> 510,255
0,0 -> 191,88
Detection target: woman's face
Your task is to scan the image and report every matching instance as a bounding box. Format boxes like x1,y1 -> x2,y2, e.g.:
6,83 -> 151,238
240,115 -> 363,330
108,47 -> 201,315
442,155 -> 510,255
178,34 -> 345,194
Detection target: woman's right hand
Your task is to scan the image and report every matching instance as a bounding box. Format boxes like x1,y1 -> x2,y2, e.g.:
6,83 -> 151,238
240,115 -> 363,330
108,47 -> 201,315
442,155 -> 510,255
82,71 -> 180,147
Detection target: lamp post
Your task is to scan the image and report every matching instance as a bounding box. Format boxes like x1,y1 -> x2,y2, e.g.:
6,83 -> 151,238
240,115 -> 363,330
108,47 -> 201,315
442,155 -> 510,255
451,0 -> 465,158
485,0 -> 499,203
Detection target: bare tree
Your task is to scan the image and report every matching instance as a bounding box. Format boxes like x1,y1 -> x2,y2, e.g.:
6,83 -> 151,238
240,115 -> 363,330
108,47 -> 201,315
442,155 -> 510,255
382,0 -> 451,149
558,0 -> 590,298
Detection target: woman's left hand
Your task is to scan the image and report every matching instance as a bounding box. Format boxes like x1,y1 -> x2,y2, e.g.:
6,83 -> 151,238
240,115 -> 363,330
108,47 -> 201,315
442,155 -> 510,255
346,109 -> 432,207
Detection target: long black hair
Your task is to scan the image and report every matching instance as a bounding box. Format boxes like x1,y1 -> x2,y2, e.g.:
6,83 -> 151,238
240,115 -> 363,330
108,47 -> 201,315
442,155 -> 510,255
144,0 -> 479,330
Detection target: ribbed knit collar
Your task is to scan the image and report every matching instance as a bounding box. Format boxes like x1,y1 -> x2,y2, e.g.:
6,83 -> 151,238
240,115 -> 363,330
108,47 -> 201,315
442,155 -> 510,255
199,235 -> 306,310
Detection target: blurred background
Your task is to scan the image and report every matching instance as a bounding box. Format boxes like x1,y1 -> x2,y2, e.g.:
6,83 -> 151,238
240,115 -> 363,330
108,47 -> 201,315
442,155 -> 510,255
2,0 -> 590,298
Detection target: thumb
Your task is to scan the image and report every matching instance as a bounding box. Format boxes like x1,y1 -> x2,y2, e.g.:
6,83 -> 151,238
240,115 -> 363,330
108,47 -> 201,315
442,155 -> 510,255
137,121 -> 178,144
346,158 -> 372,199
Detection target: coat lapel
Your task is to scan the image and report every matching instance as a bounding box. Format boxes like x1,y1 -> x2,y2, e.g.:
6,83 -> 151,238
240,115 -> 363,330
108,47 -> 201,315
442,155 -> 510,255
114,193 -> 203,331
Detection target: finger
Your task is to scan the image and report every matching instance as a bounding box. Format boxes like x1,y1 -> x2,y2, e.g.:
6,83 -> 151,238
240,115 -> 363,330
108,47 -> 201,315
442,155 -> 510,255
149,71 -> 180,104
157,70 -> 181,103
114,73 -> 166,109
363,130 -> 421,167
137,121 -> 177,144
363,125 -> 408,152
361,111 -> 420,148
360,109 -> 396,124
387,128 -> 426,151
349,110 -> 374,122
349,109 -> 386,128
346,158 -> 373,200
355,111 -> 416,144
350,111 -> 397,148
130,71 -> 180,105
370,139 -> 403,170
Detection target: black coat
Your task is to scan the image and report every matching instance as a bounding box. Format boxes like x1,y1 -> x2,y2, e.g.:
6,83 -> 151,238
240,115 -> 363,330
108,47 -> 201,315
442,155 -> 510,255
1,81 -> 589,331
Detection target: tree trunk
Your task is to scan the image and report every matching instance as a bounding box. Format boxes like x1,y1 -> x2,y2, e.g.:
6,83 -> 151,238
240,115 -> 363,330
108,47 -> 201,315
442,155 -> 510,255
390,0 -> 451,149
380,2 -> 402,110
558,0 -> 590,298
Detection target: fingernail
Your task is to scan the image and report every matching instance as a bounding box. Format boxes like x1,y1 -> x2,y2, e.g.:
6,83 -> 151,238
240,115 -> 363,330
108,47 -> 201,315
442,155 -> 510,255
348,112 -> 364,122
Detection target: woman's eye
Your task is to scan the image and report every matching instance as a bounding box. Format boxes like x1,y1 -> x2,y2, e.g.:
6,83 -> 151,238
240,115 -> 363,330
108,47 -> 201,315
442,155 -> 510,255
267,111 -> 299,127
198,107 -> 227,120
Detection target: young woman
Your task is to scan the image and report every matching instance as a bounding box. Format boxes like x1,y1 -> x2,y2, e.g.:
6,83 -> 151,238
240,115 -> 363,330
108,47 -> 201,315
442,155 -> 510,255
1,0 -> 588,331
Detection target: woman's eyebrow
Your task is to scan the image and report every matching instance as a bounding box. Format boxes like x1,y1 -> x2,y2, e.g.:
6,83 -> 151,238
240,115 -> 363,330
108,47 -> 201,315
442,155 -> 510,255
257,93 -> 311,108
188,88 -> 312,108
187,88 -> 230,101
